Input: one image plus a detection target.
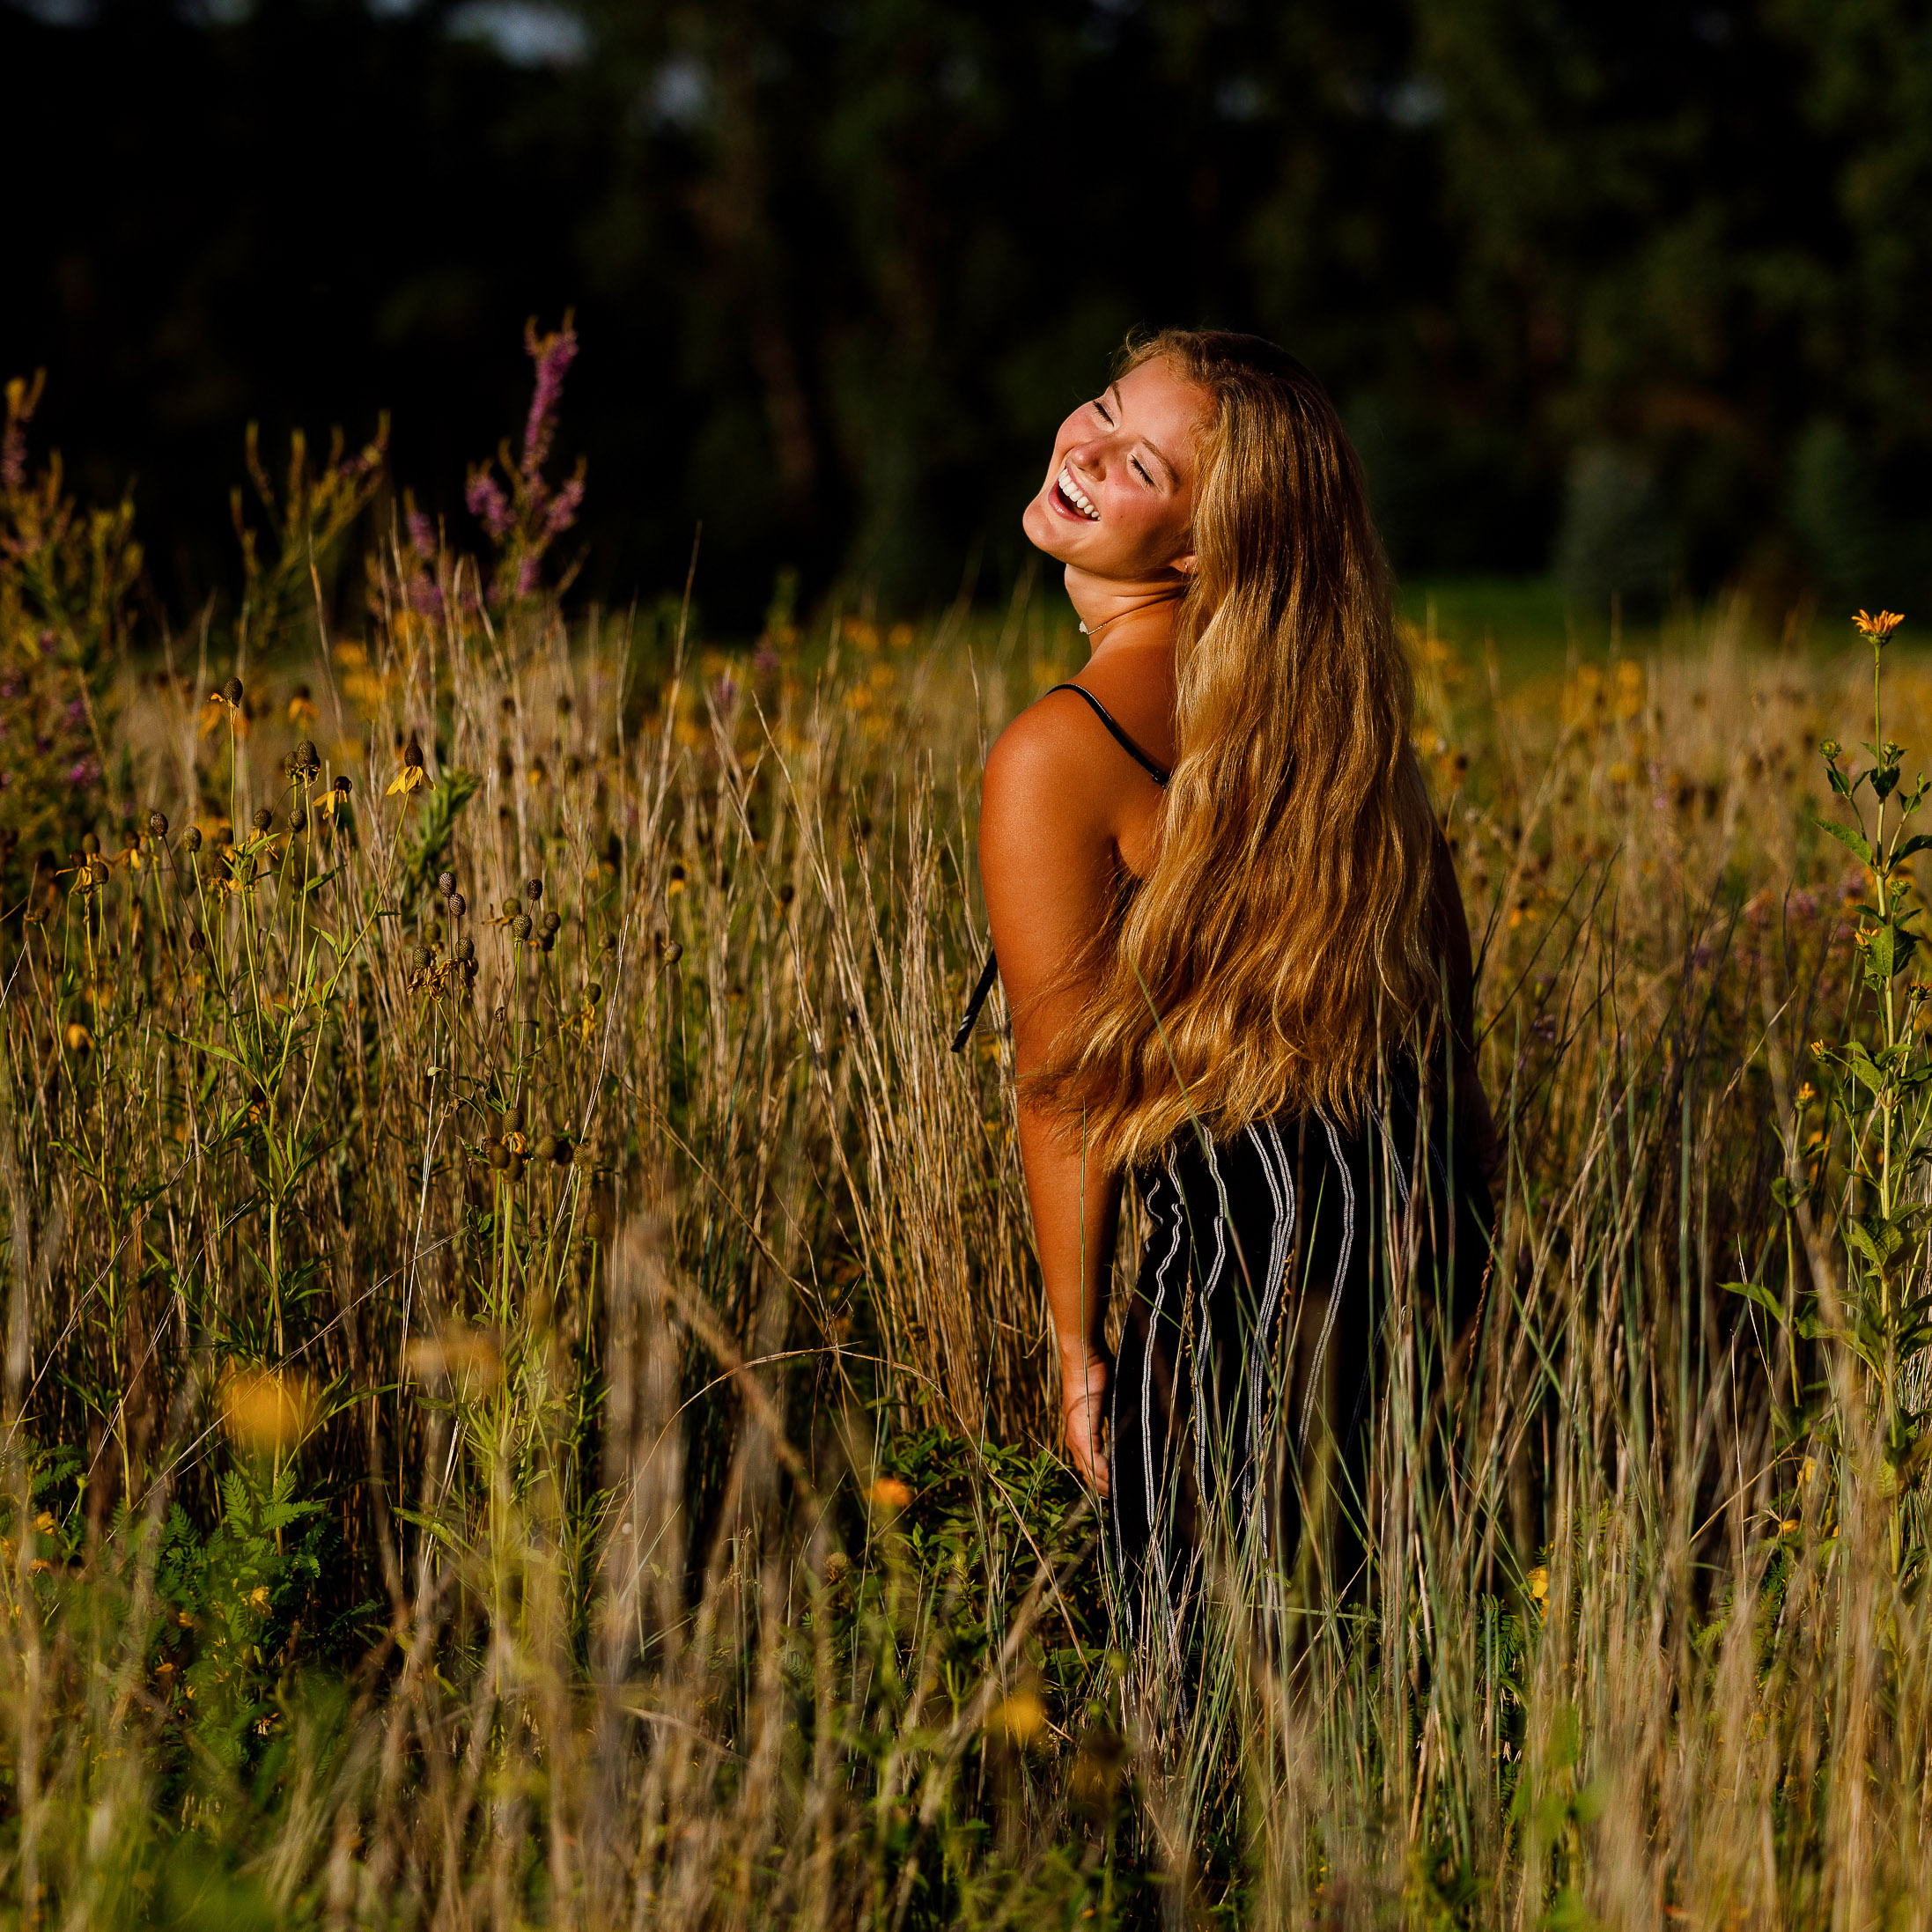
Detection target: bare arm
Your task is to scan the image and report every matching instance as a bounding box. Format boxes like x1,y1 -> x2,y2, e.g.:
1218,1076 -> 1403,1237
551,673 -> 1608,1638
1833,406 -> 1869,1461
978,702 -> 1134,1492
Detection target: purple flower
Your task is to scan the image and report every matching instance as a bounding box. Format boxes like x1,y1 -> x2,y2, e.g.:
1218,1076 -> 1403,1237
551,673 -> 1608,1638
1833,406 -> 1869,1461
66,758 -> 98,787
466,470 -> 512,541
543,474 -> 585,538
408,574 -> 445,618
64,697 -> 85,726
521,318 -> 579,476
515,552 -> 541,597
407,508 -> 439,559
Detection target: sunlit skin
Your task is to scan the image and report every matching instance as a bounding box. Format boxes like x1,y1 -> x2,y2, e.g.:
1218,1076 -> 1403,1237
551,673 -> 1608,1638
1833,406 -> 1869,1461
982,356 -> 1491,1494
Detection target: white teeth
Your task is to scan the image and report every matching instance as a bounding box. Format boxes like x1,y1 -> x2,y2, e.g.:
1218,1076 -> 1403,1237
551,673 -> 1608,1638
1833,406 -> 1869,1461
1057,463 -> 1100,520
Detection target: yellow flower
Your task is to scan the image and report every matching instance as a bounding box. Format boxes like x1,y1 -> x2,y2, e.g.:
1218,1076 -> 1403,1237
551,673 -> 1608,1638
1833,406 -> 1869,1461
287,692 -> 318,726
248,1586 -> 271,1610
1527,1566 -> 1549,1602
867,1476 -> 913,1511
1796,1083 -> 1816,1105
1853,608 -> 1906,643
220,1365 -> 315,1454
1810,1039 -> 1827,1058
987,1692 -> 1046,1746
385,764 -> 430,797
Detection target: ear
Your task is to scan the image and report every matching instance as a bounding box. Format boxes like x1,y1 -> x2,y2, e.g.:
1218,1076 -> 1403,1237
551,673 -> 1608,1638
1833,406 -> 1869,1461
1170,549 -> 1198,577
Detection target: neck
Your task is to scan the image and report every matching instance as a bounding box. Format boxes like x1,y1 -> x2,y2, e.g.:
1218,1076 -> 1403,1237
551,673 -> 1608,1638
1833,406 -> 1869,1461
1066,571 -> 1187,658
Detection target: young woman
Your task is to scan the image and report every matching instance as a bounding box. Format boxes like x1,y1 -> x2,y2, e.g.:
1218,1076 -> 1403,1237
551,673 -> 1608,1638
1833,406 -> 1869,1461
964,329 -> 1497,1628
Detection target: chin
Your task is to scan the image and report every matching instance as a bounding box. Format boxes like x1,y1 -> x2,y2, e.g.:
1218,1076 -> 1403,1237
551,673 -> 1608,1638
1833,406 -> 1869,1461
1021,490 -> 1076,564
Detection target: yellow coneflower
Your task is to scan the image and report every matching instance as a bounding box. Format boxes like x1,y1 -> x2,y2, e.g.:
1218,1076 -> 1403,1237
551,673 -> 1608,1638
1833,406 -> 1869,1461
386,737 -> 430,797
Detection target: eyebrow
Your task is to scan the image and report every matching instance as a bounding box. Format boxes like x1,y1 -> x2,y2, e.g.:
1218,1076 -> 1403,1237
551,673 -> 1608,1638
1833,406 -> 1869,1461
1108,383 -> 1181,490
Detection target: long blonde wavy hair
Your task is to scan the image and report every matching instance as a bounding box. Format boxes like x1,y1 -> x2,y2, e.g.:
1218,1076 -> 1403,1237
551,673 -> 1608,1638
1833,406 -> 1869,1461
1031,329 -> 1442,1171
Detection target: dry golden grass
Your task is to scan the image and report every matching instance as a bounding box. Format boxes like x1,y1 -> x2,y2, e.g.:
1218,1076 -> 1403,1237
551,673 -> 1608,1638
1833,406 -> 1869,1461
4,548 -> 1932,1927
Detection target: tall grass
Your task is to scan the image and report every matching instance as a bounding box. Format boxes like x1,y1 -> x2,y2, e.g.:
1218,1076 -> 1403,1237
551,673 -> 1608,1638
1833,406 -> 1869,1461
5,362 -> 1932,1923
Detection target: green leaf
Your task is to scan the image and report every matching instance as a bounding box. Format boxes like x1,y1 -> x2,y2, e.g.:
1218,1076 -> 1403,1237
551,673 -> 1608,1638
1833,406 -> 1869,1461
1815,815 -> 1874,866
1725,1279 -> 1789,1327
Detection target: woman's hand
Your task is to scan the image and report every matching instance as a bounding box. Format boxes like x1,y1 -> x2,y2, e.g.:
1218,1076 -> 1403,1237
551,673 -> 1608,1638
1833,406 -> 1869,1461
1060,1346 -> 1112,1496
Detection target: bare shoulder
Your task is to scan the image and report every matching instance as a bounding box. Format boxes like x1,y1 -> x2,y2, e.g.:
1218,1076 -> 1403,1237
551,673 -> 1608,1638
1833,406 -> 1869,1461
983,690 -> 1113,818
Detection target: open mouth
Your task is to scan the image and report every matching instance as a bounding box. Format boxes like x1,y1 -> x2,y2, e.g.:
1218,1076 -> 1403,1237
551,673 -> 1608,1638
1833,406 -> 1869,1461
1052,463 -> 1100,521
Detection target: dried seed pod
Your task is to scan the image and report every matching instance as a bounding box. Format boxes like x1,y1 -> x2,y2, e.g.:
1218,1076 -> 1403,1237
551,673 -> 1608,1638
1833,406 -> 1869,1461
288,807 -> 306,833
334,774 -> 351,797
525,877 -> 543,903
661,940 -> 682,964
456,937 -> 476,962
504,1153 -> 524,1184
512,914 -> 532,940
535,1133 -> 559,1162
447,892 -> 466,918
223,675 -> 244,704
438,870 -> 456,896
253,807 -> 273,833
148,810 -> 169,837
486,1138 -> 510,1169
500,898 -> 520,919
586,982 -> 603,1005
184,828 -> 203,853
82,832 -> 100,855
296,738 -> 318,766
188,927 -> 205,953
404,736 -> 424,770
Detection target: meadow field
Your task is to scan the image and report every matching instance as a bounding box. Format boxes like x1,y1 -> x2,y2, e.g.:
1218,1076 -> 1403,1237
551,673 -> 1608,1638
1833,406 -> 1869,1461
9,358 -> 1932,1929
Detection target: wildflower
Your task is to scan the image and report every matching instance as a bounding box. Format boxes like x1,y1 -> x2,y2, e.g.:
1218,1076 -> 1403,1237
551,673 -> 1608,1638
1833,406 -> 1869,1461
220,675 -> 244,706
1527,1566 -> 1549,1602
987,1692 -> 1046,1746
386,737 -> 429,797
253,807 -> 273,834
287,686 -> 318,727
404,1325 -> 503,1396
522,313 -> 579,476
1810,1039 -> 1828,1057
1796,1083 -> 1816,1105
466,470 -> 512,540
1853,609 -> 1905,644
407,507 -> 438,558
1820,739 -> 1841,762
219,1364 -> 314,1454
868,1476 -> 913,1510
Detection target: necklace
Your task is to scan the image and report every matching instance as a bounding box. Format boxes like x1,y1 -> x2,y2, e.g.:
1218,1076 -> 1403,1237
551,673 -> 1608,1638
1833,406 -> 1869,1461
1078,590 -> 1183,642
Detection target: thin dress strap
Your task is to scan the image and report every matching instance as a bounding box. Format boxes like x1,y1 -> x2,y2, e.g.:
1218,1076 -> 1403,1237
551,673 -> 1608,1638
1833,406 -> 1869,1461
952,682 -> 1170,1053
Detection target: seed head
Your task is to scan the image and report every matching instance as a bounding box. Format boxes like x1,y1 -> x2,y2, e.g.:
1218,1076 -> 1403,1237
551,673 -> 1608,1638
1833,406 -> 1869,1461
601,934 -> 616,952
184,828 -> 203,853
504,1153 -> 525,1184
661,940 -> 682,964
526,877 -> 543,903
82,832 -> 100,855
512,914 -> 532,940
253,807 -> 273,833
188,927 -> 205,953
535,1132 -> 559,1161
223,676 -> 245,705
542,910 -> 561,933
586,982 -> 603,1004
148,810 -> 168,837
457,936 -> 476,962
334,775 -> 351,797
404,736 -> 424,770
500,897 -> 520,919
296,737 -> 317,766
288,807 -> 306,834
486,1138 -> 510,1170
540,932 -> 555,953
447,892 -> 466,918
438,870 -> 455,895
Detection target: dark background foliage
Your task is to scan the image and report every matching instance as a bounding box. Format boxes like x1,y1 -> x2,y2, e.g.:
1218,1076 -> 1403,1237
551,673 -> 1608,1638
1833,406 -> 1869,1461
4,0 -> 1929,628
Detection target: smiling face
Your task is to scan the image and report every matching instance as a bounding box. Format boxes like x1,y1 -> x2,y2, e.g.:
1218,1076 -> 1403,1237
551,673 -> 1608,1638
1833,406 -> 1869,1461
1021,356 -> 1213,585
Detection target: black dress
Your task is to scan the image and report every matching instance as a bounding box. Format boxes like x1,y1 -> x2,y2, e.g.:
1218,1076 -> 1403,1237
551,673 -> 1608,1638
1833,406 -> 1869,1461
959,684 -> 1492,1636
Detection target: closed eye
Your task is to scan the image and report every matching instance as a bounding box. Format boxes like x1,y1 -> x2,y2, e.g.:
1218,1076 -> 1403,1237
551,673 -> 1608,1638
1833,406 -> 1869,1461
1092,396 -> 1114,424
1132,456 -> 1155,487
